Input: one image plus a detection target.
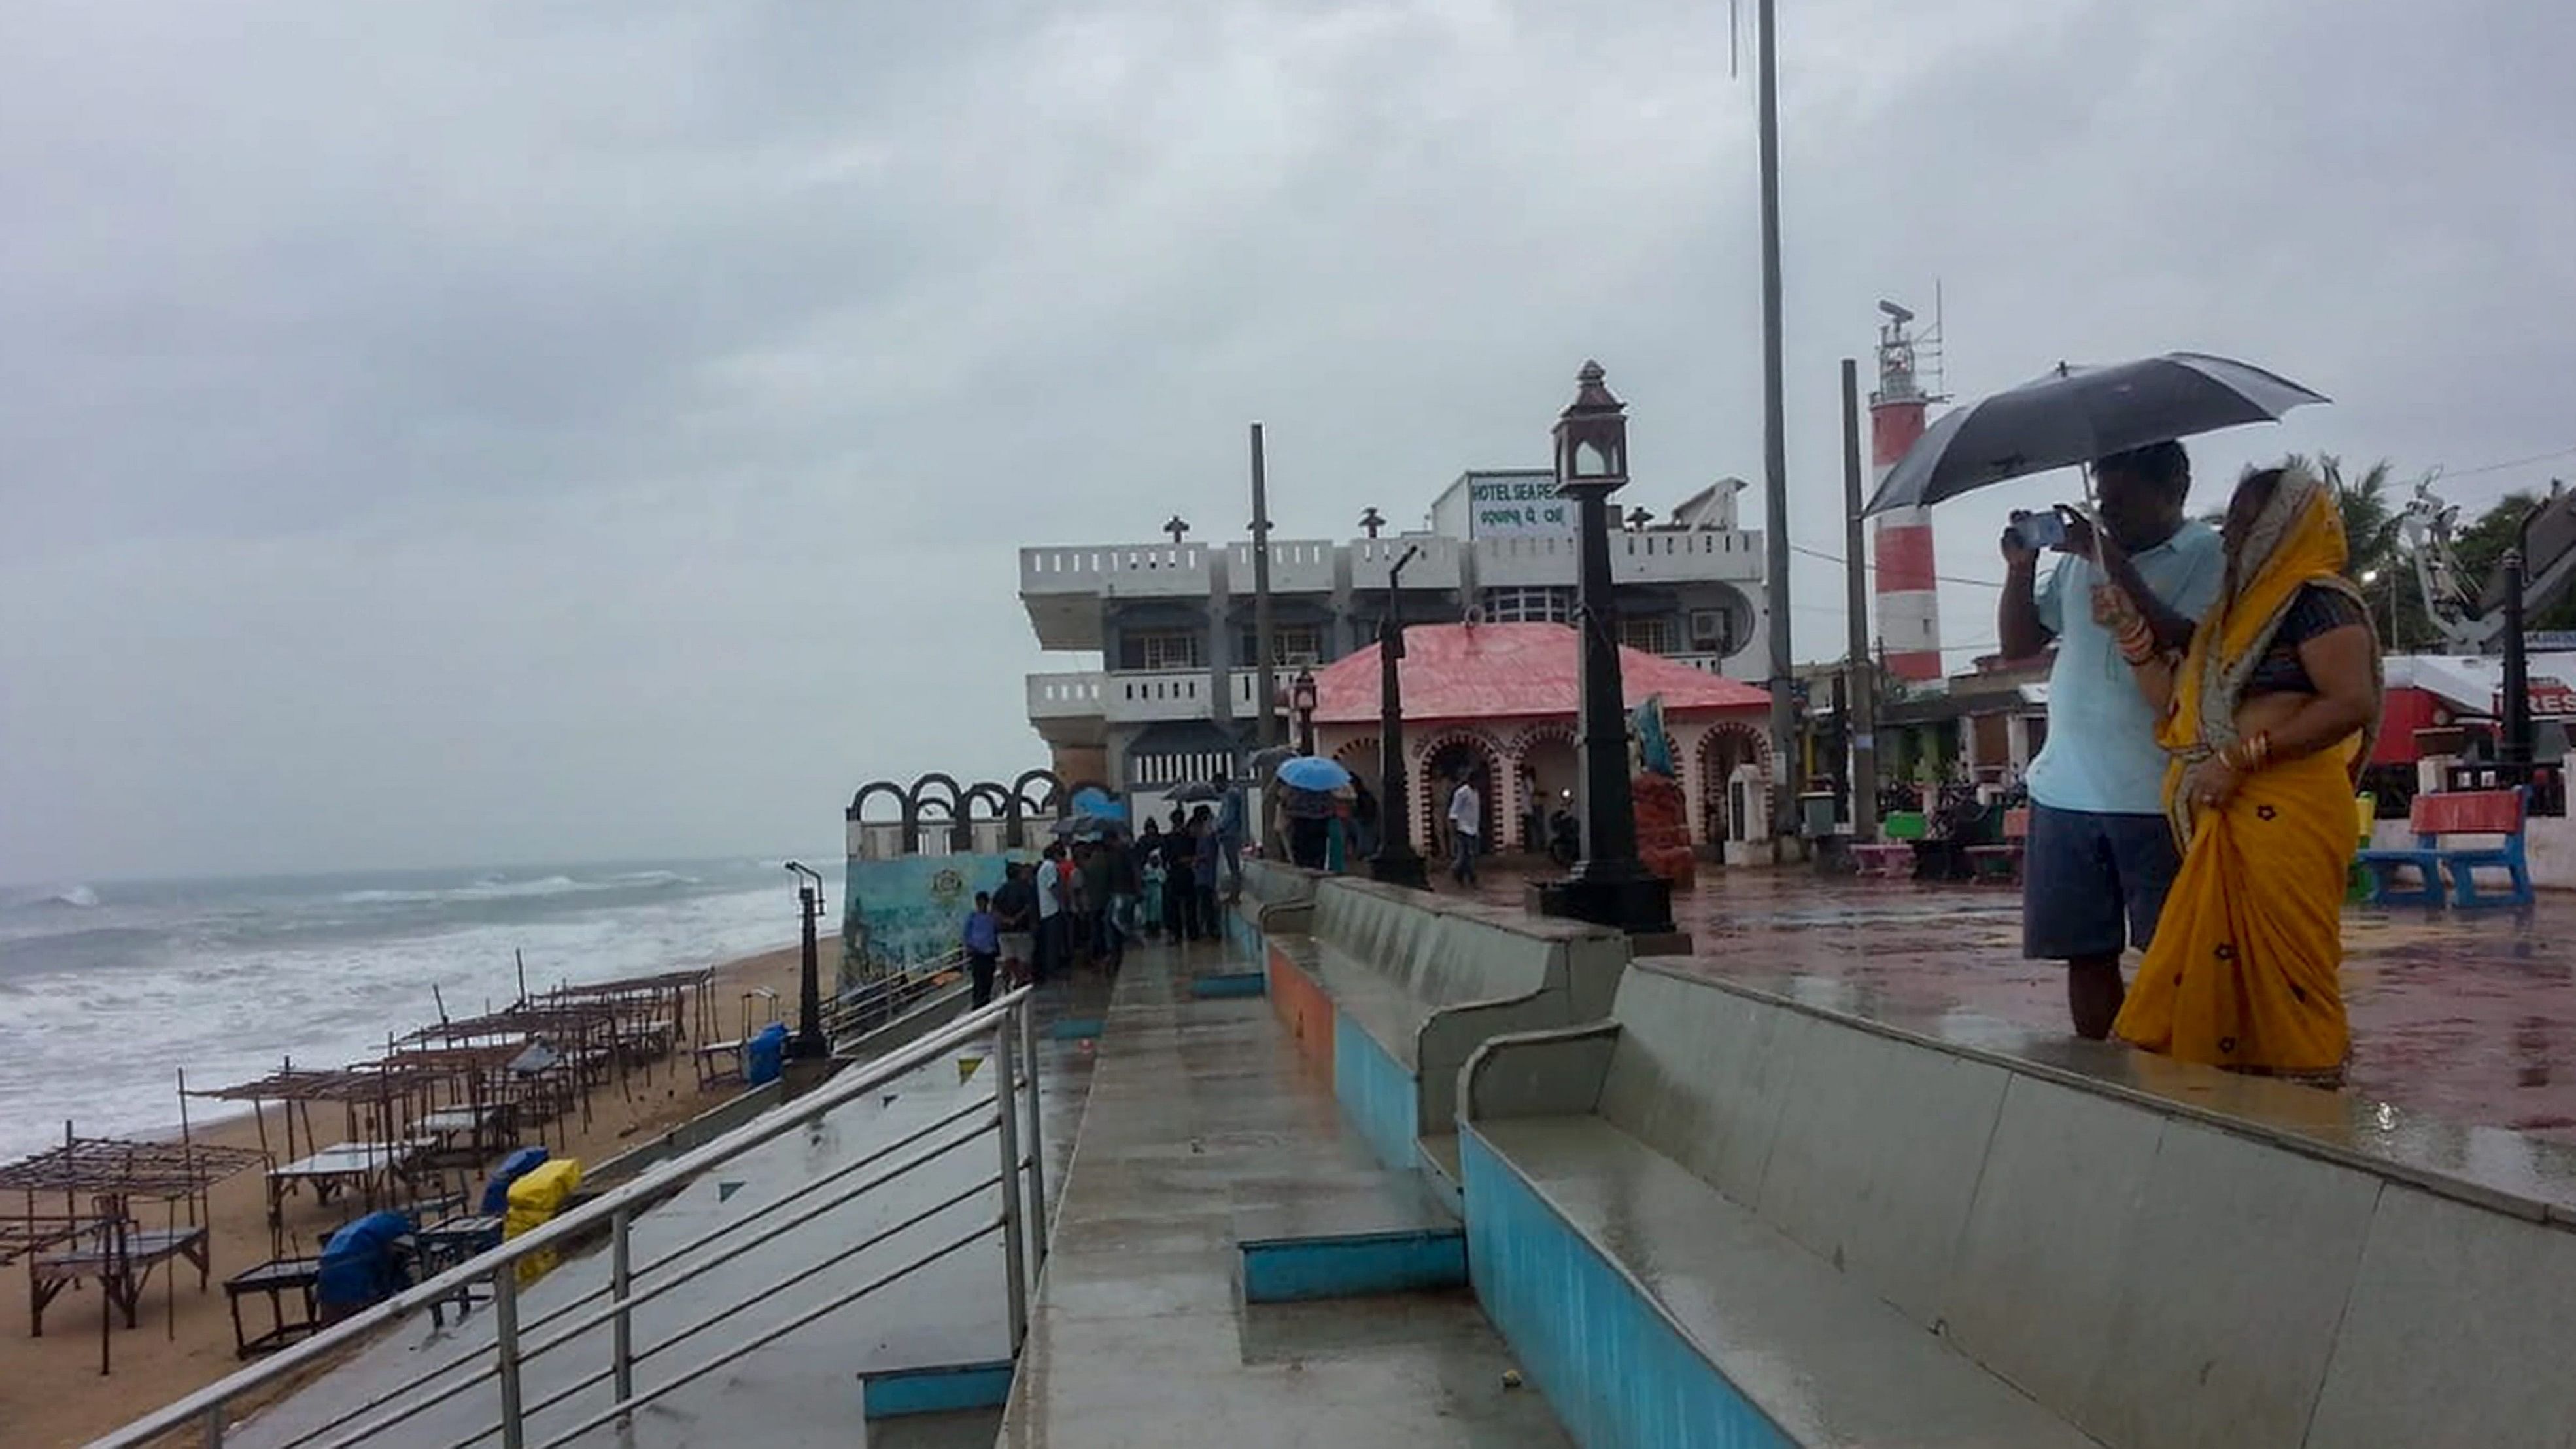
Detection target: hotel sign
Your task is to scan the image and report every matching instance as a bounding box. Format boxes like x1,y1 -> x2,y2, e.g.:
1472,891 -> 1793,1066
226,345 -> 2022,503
1469,475 -> 1577,537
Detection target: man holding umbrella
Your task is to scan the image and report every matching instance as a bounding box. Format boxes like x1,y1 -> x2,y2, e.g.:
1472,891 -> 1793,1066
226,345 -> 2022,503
1999,441 -> 2224,1039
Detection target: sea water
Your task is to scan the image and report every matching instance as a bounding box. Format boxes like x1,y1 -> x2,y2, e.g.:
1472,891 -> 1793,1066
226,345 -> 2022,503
0,859 -> 822,1163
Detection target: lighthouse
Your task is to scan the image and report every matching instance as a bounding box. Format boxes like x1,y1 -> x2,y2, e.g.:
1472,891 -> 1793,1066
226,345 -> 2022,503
1870,303 -> 1944,682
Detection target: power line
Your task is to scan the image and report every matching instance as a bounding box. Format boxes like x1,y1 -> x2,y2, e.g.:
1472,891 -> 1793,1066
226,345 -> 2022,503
1787,541 -> 2004,590
2435,443 -> 2576,481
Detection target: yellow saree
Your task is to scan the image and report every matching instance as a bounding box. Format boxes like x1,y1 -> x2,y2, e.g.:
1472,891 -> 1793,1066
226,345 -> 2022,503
2112,473 -> 2379,1081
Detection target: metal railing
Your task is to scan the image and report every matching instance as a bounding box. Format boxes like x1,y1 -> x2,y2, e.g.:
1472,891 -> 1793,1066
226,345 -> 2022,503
91,991 -> 1048,1449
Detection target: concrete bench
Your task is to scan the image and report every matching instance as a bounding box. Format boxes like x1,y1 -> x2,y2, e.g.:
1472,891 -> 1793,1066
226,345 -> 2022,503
1263,877 -> 1626,1184
1462,959 -> 2576,1449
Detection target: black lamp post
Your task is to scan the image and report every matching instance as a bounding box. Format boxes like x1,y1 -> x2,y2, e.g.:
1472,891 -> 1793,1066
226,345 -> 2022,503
1369,545 -> 1429,887
1534,362 -> 1676,939
784,862 -> 828,1058
1292,668 -> 1319,757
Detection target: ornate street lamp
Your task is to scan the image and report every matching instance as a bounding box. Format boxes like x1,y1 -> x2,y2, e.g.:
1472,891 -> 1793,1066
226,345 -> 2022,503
1534,362 -> 1677,938
1359,506 -> 1387,539
1292,668 -> 1319,757
1369,545 -> 1429,888
784,861 -> 828,1058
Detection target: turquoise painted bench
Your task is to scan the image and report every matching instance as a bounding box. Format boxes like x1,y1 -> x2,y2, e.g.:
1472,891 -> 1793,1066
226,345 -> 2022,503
1462,961 -> 2576,1449
1267,878 -> 1626,1184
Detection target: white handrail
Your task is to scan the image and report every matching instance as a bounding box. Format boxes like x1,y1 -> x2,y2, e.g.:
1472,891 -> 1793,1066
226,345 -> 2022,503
88,989 -> 1034,1449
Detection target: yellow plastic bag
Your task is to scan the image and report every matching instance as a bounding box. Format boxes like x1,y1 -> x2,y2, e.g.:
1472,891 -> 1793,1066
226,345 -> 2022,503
504,1159 -> 583,1286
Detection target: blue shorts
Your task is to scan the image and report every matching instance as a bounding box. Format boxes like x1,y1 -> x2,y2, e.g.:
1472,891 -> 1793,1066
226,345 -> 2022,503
2021,803 -> 2182,961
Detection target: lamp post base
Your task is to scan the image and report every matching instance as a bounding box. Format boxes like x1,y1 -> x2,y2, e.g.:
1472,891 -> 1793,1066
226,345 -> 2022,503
1369,847 -> 1430,889
1532,870 -> 1688,953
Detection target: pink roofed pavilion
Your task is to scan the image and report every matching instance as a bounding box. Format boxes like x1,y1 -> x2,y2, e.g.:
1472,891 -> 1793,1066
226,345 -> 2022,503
1303,622 -> 1772,851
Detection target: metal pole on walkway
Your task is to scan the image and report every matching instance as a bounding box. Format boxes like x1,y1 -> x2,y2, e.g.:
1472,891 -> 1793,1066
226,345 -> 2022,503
1757,0 -> 1796,835
1018,999 -> 1048,1272
493,1268 -> 526,1449
1841,358 -> 1878,838
610,1206 -> 635,1421
1250,422 -> 1279,750
993,1014 -> 1029,1353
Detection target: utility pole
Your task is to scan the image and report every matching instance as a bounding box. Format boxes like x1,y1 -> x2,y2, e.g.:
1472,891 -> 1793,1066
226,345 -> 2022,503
1840,358 -> 1878,838
1249,423 -> 1278,751
1756,0 -> 1796,838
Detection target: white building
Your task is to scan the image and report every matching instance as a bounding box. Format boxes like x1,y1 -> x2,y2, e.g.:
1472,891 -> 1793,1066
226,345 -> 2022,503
1019,471 -> 1768,798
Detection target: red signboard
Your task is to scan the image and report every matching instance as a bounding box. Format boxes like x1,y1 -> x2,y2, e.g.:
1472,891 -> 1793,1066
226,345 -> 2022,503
2499,677 -> 2576,718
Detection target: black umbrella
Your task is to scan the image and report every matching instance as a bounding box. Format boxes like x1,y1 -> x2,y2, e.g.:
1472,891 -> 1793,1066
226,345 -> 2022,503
1165,781 -> 1225,804
1862,352 -> 2328,515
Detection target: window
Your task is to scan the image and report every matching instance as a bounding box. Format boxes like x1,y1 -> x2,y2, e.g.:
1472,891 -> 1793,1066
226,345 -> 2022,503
1620,615 -> 1676,655
1125,630 -> 1203,672
1481,587 -> 1572,624
1237,625 -> 1324,666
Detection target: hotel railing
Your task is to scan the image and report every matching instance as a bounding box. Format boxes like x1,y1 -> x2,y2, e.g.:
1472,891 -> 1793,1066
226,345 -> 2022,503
91,990 -> 1047,1449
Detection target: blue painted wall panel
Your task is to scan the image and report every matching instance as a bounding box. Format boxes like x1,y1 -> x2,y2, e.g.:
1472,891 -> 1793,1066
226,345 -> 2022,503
860,1361 -> 1016,1419
1461,1131 -> 1794,1449
1333,1010 -> 1420,1173
1240,1229 -> 1468,1302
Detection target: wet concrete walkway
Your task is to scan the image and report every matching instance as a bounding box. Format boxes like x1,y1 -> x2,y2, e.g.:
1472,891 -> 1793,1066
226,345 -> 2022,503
999,937 -> 1570,1449
1450,863 -> 2576,1148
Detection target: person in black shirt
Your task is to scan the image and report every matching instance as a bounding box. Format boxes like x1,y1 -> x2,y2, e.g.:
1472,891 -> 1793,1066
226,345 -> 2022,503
991,863 -> 1039,989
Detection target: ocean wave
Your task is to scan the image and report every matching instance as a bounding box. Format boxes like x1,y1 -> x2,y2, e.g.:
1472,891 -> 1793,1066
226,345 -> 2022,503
333,871 -> 699,907
3,883 -> 101,911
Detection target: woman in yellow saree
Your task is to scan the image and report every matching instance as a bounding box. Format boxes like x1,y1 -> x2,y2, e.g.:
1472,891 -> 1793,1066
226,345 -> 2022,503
2097,464 -> 2383,1083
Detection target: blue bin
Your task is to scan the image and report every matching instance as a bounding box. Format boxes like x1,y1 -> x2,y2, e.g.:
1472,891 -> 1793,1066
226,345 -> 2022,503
746,1022 -> 791,1086
481,1146 -> 551,1216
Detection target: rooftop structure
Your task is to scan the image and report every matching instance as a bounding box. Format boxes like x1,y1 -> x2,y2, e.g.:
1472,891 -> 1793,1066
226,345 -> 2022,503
1020,470 -> 1768,796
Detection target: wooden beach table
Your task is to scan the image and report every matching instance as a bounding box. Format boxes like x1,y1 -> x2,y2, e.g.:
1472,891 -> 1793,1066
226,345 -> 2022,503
33,1219 -> 210,1335
224,1255 -> 322,1357
266,1138 -> 437,1223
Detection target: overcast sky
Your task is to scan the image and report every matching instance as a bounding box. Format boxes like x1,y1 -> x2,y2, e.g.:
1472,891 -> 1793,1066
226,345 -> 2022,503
4,0 -> 2571,881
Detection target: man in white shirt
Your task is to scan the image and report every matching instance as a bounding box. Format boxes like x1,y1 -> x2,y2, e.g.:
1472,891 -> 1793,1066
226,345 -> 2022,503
1447,774 -> 1482,886
1033,844 -> 1066,985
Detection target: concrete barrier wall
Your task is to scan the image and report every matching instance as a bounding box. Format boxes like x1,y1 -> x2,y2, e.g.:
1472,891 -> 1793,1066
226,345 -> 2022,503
1227,859 -> 1319,957
1269,879 -> 1623,1170
1466,962 -> 2576,1449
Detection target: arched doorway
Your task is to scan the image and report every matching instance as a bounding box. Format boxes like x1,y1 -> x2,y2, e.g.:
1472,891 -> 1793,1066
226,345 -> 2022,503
1513,726 -> 1578,853
1418,732 -> 1501,851
1695,724 -> 1766,847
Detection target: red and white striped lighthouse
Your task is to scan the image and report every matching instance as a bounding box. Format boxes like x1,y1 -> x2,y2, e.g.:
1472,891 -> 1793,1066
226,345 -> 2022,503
1870,305 -> 1944,682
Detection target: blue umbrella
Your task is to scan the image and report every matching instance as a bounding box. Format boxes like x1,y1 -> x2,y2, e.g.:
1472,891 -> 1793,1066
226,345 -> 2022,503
1275,756 -> 1352,793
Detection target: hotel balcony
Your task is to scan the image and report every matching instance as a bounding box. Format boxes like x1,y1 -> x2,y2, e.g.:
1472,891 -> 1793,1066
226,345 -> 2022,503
1348,535 -> 1464,594
1020,543 -> 1212,649
1226,539 -> 1336,595
1471,529 -> 1766,588
1026,666 -> 1313,745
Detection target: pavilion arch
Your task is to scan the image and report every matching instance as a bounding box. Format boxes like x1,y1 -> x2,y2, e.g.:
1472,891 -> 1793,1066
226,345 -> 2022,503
1693,721 -> 1771,844
1007,769 -> 1067,851
1413,726 -> 1505,846
909,773 -> 968,855
1505,723 -> 1581,852
1330,734 -> 1382,791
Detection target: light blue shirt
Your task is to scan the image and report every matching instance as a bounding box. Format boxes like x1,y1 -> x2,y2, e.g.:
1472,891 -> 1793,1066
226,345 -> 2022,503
2023,521 -> 2224,816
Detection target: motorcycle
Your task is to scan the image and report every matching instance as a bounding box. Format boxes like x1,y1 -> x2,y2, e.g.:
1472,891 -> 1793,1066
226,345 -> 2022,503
1546,808 -> 1581,868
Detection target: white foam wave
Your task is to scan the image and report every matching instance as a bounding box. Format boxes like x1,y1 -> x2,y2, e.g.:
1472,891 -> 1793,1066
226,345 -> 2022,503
0,881 -> 798,1162
4,883 -> 100,910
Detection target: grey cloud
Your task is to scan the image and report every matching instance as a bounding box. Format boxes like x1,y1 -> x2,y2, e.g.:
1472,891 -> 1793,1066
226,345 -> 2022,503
3,0 -> 2571,878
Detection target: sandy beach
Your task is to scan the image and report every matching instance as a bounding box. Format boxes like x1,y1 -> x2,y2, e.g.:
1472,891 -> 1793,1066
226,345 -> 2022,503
0,942 -> 806,1449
